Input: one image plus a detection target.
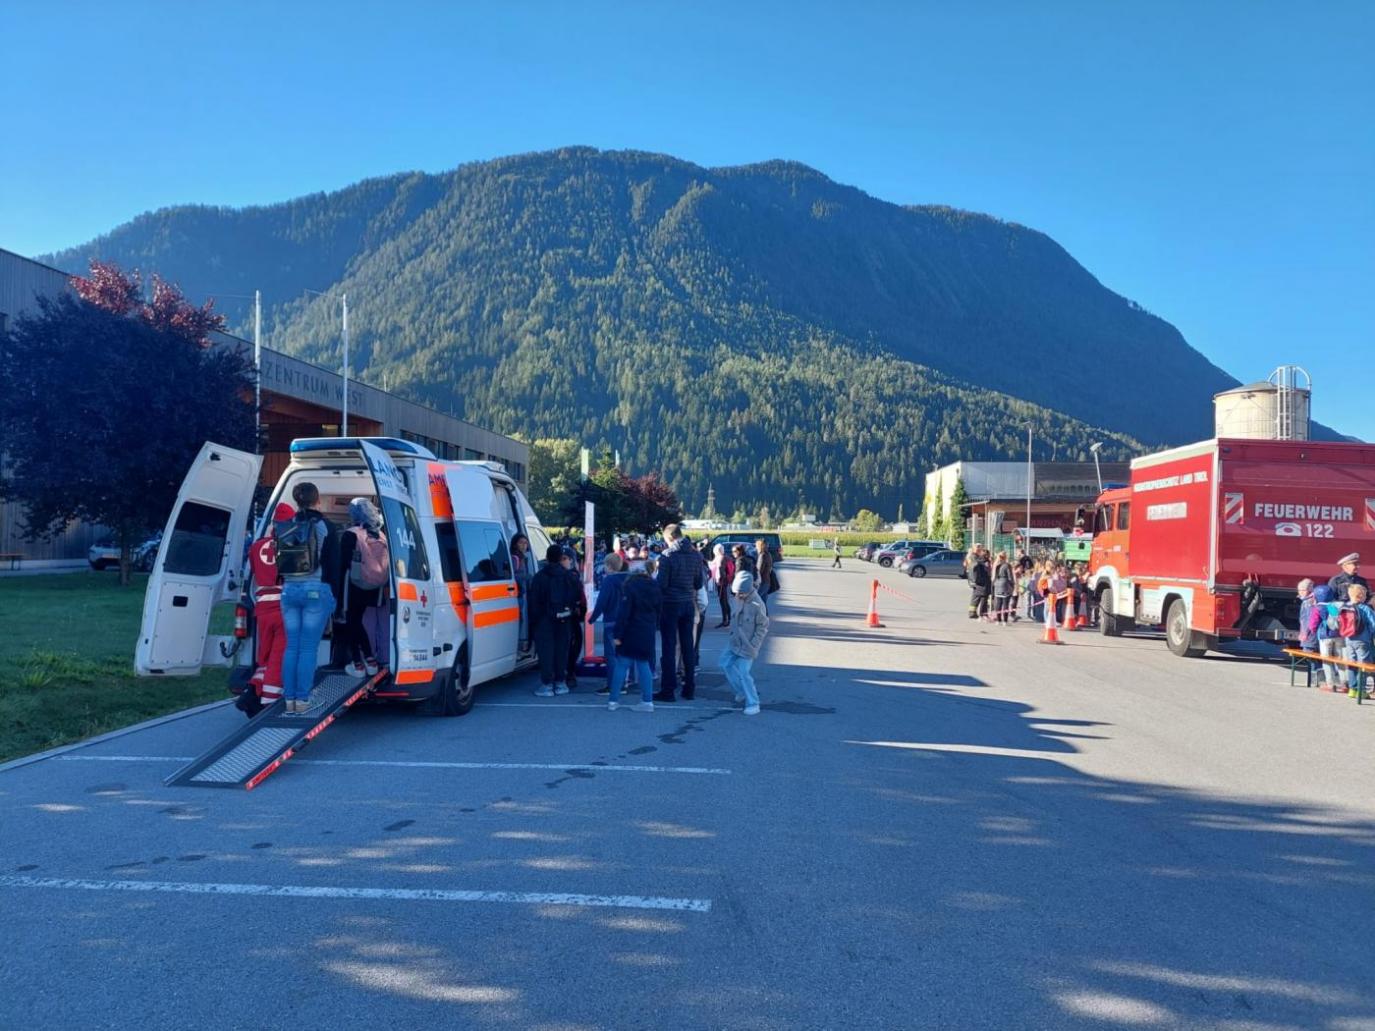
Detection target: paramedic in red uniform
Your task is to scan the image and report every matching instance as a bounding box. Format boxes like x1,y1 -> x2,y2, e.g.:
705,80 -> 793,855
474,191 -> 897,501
247,503 -> 294,708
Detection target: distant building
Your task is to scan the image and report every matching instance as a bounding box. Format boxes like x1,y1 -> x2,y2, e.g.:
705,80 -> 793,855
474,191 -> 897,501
0,247 -> 528,566
923,459 -> 1130,544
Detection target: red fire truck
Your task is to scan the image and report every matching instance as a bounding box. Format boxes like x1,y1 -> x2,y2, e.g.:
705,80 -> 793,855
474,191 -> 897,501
1087,437 -> 1375,657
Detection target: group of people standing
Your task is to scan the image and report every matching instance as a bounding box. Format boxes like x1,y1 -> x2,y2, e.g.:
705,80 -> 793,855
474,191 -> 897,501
522,526 -> 773,715
964,545 -> 1094,627
245,481 -> 391,716
1297,553 -> 1374,698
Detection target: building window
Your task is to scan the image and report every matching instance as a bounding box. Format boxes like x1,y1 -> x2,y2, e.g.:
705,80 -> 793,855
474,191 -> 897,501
465,448 -> 483,461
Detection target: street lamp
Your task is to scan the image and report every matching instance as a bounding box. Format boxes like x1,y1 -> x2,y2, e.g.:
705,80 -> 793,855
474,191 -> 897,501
1025,423 -> 1033,546
1089,441 -> 1104,494
302,288 -> 350,436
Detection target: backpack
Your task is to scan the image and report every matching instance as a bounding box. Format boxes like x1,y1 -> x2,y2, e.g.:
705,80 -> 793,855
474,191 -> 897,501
1337,605 -> 1366,639
274,512 -> 324,576
348,527 -> 390,588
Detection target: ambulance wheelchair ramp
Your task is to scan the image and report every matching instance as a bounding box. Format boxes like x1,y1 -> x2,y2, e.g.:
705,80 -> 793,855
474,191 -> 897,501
166,670 -> 383,790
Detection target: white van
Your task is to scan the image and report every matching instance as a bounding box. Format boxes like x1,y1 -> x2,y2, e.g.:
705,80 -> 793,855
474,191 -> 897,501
135,437 -> 552,716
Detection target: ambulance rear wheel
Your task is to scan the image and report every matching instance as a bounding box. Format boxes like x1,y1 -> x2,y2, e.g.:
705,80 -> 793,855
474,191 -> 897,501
1165,599 -> 1207,658
435,645 -> 473,717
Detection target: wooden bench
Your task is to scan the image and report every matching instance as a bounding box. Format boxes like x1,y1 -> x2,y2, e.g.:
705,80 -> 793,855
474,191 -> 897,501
1282,647 -> 1375,704
0,553 -> 21,571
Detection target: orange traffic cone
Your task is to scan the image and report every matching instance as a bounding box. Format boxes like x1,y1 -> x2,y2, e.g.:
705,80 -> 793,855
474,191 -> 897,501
1064,590 -> 1079,630
1040,592 -> 1063,645
866,579 -> 885,628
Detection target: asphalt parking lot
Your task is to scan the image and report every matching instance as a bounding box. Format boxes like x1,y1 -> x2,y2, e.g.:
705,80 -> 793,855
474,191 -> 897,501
2,563 -> 1373,1030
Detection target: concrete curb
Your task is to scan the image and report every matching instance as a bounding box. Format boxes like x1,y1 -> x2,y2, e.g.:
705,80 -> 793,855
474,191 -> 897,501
0,698 -> 235,775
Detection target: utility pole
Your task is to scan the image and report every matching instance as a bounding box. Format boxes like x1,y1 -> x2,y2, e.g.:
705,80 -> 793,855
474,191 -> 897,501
1025,424 -> 1033,543
341,293 -> 350,437
253,290 -> 262,453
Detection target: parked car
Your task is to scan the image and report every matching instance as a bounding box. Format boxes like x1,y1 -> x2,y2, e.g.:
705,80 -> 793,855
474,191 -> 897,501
899,549 -> 968,578
854,541 -> 882,561
88,540 -> 120,570
875,539 -> 944,567
707,532 -> 783,565
88,533 -> 162,572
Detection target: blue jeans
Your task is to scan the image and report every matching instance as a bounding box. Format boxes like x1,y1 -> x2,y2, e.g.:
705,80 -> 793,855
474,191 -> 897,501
602,631 -> 619,688
281,580 -> 335,702
719,649 -> 757,707
609,654 -> 653,703
1345,639 -> 1372,692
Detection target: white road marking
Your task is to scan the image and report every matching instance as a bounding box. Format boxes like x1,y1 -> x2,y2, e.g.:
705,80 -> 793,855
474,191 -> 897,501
56,755 -> 731,775
0,874 -> 711,913
477,702 -> 734,710
845,740 -> 1060,760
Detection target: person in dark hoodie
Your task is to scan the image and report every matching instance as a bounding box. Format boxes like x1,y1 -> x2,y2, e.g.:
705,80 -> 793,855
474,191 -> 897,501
654,523 -> 704,703
606,559 -> 663,711
967,547 -> 992,620
529,544 -> 582,698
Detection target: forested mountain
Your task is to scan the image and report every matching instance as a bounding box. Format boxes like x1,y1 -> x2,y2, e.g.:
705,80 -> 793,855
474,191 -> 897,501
44,148 -> 1245,516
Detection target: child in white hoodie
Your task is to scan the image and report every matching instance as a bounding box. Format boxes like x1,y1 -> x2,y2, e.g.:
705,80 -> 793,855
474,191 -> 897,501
720,571 -> 770,715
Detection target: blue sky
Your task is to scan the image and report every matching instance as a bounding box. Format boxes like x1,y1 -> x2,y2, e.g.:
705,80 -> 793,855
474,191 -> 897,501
3,1 -> 1371,438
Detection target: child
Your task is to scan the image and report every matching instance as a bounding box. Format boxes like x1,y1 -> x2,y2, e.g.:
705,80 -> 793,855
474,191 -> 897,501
1339,583 -> 1374,699
720,572 -> 770,716
1309,585 -> 1342,691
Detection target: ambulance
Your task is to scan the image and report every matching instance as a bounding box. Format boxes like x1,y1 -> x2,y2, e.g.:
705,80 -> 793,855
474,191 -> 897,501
135,437 -> 553,715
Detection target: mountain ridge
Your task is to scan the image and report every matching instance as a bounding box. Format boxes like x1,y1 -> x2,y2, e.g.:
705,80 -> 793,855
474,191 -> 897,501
40,147 -> 1279,515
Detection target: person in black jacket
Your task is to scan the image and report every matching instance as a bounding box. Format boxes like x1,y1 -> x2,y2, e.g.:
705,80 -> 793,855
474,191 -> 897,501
654,524 -> 704,702
530,544 -> 581,698
607,561 -> 663,711
563,550 -> 588,690
967,547 -> 992,620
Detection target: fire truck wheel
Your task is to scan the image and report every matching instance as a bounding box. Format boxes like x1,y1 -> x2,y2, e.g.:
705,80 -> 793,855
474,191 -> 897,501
1099,589 -> 1121,636
434,645 -> 474,717
1165,599 -> 1207,658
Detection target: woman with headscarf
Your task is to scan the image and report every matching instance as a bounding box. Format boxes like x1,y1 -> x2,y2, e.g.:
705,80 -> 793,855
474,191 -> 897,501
710,543 -> 735,628
335,497 -> 389,678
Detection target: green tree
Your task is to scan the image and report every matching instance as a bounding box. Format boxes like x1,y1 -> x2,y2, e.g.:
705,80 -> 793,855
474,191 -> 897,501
524,437 -> 581,525
852,508 -> 883,532
0,271 -> 254,585
948,478 -> 969,550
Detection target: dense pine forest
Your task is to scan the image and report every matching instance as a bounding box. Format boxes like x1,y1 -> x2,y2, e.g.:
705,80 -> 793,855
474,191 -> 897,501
45,148 -> 1248,516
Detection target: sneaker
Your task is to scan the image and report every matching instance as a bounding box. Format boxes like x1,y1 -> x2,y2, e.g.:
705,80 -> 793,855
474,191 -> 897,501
743,705 -> 761,716
1349,688 -> 1359,698
633,702 -> 654,713
363,658 -> 380,677
681,689 -> 695,701
596,684 -> 611,695
345,661 -> 367,678
553,683 -> 570,696
534,685 -> 555,698
607,701 -> 619,711
652,691 -> 675,703
733,694 -> 745,704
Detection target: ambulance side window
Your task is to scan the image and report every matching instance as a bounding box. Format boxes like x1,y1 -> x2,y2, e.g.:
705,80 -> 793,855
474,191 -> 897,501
432,523 -> 463,583
380,498 -> 430,581
457,521 -> 511,583
1116,502 -> 1131,531
165,501 -> 231,576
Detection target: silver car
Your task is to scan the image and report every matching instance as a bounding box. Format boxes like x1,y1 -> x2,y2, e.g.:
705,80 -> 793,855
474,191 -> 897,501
899,549 -> 967,578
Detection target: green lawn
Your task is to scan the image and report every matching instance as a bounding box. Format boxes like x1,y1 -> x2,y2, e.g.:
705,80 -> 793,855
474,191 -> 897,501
0,572 -> 233,763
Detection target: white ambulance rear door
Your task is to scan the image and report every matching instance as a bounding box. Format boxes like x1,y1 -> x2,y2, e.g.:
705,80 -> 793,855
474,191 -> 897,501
135,443 -> 262,676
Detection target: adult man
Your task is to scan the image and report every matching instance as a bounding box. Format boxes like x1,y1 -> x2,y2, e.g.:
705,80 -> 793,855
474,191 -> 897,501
832,539 -> 842,569
654,523 -> 704,702
1329,553 -> 1367,598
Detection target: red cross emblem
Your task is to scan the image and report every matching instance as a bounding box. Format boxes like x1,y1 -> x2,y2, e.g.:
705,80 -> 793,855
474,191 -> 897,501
420,590 -> 428,607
